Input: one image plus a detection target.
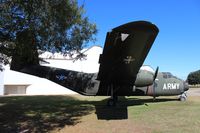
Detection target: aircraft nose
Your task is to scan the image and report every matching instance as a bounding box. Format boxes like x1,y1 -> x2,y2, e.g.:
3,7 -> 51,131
184,82 -> 189,91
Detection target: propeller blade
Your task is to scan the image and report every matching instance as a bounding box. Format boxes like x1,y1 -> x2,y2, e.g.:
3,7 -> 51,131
154,66 -> 159,81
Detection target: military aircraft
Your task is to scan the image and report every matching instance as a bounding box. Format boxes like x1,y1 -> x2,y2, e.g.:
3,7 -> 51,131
11,21 -> 189,106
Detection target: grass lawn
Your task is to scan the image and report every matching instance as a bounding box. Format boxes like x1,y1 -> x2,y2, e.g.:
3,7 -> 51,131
0,95 -> 200,133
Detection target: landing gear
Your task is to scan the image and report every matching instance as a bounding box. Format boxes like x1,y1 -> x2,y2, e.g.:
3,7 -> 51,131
153,96 -> 156,101
179,92 -> 187,101
180,96 -> 186,101
107,95 -> 118,106
107,84 -> 118,106
107,98 -> 116,106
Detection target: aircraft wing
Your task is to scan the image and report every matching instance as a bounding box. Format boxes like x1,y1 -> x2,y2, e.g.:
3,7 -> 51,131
97,21 -> 159,95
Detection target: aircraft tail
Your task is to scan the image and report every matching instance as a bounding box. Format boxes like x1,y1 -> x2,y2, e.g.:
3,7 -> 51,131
10,30 -> 39,71
10,30 -> 100,95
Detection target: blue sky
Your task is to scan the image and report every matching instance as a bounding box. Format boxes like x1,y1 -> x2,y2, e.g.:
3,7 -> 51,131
79,0 -> 200,80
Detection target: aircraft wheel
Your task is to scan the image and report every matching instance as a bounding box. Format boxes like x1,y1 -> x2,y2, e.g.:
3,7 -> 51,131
107,99 -> 116,106
113,95 -> 118,102
180,95 -> 186,101
153,96 -> 156,101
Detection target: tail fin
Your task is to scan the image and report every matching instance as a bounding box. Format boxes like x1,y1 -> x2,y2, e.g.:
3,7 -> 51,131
10,30 -> 39,71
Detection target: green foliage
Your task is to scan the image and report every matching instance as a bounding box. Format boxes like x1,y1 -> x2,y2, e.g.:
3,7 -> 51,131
187,70 -> 200,85
0,0 -> 97,70
10,30 -> 40,70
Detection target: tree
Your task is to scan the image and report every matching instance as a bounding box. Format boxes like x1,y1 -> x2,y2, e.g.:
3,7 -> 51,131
0,0 -> 97,71
187,70 -> 200,85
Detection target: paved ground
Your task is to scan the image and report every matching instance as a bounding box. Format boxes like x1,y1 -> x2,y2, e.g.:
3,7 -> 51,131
187,88 -> 200,96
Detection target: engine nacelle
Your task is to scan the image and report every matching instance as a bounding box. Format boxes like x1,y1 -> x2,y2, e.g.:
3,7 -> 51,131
134,66 -> 154,87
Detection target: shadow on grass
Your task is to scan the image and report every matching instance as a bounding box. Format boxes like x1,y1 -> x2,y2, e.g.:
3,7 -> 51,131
95,97 -> 178,120
0,95 -> 95,133
0,95 -> 178,132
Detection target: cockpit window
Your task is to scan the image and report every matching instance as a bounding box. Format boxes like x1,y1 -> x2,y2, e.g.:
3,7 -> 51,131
163,73 -> 167,78
162,72 -> 173,79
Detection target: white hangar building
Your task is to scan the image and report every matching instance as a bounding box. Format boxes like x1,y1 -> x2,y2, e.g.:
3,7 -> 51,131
0,46 -> 102,96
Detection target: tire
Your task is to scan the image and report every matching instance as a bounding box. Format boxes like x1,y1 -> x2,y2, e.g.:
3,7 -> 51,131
180,96 -> 186,102
107,99 -> 116,106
